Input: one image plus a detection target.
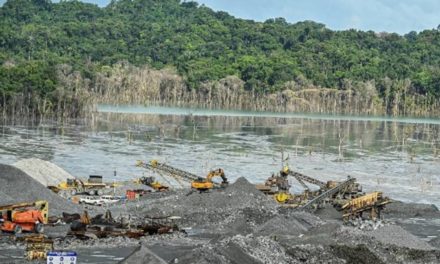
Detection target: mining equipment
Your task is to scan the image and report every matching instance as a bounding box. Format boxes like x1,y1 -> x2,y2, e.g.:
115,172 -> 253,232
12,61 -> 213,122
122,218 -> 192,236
300,177 -> 358,209
24,235 -> 53,260
0,200 -> 48,234
255,172 -> 290,195
340,192 -> 391,221
135,176 -> 169,191
136,160 -> 228,191
48,175 -> 108,196
272,166 -> 363,205
191,168 -> 228,191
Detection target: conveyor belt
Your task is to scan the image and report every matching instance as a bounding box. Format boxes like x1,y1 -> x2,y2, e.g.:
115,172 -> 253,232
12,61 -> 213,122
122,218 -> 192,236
288,171 -> 327,189
301,177 -> 356,209
137,160 -> 220,187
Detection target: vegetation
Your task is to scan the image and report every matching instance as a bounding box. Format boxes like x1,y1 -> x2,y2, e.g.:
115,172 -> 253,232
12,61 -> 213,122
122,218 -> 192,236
1,0 -> 440,118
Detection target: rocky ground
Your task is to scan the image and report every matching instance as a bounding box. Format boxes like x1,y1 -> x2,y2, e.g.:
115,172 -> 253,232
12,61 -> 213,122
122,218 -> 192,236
0,164 -> 440,263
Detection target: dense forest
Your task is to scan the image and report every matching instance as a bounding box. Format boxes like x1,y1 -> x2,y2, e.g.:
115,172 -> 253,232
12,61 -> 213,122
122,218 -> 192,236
1,0 -> 440,118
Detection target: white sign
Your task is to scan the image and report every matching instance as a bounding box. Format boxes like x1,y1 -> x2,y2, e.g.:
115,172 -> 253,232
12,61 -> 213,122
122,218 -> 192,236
47,251 -> 77,264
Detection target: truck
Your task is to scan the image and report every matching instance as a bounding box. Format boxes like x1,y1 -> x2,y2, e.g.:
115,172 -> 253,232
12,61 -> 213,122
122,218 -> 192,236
48,176 -> 108,196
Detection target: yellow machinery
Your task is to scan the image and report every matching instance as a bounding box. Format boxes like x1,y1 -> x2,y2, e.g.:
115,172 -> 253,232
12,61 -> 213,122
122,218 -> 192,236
135,160 -> 170,191
25,235 -> 53,260
191,168 -> 228,191
49,177 -> 107,195
137,160 -> 228,191
274,192 -> 292,203
134,177 -> 169,191
341,192 -> 391,221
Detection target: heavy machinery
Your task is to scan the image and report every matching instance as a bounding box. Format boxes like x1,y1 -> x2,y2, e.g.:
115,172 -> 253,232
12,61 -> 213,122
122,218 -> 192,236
281,166 -> 326,190
24,235 -> 54,260
255,172 -> 291,195
301,177 -> 357,209
272,165 -> 363,205
341,192 -> 391,221
136,160 -> 228,191
135,176 -> 169,192
0,200 -> 48,234
48,176 -> 107,196
191,168 -> 228,191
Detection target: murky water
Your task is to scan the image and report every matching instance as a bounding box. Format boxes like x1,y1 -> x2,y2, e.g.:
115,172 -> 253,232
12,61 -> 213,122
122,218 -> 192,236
1,105 -> 439,207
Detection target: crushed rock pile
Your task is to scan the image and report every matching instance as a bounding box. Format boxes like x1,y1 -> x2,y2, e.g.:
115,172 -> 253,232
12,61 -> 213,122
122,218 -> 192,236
0,164 -> 80,215
179,177 -> 277,211
255,212 -> 322,237
123,177 -> 279,233
158,177 -> 278,230
430,237 -> 440,248
174,234 -> 294,264
119,245 -> 167,264
367,225 -> 435,250
385,201 -> 440,218
220,234 -> 293,263
13,158 -> 74,187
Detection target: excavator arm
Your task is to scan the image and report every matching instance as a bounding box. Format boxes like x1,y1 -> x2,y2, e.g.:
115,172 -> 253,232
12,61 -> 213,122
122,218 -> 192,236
137,160 -> 227,191
206,169 -> 228,185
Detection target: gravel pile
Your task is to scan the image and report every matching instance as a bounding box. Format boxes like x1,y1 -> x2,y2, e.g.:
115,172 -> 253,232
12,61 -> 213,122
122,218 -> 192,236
120,245 -> 167,264
255,214 -> 311,236
0,164 -> 80,215
0,192 -> 15,204
221,234 -> 293,264
179,177 -> 277,211
174,234 -> 293,264
430,237 -> 440,248
367,225 -> 435,250
13,158 -> 74,187
385,201 -> 440,218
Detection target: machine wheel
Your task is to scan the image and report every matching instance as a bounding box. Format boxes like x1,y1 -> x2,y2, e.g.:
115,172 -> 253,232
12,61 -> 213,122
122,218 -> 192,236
14,225 -> 22,234
34,223 -> 44,233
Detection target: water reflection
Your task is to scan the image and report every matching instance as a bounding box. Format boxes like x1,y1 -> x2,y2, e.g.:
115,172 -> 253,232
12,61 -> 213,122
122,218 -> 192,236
0,108 -> 439,207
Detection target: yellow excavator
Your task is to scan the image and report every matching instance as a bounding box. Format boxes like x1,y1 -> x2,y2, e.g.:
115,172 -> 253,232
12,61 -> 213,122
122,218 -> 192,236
48,177 -> 107,196
191,168 -> 228,191
137,160 -> 228,191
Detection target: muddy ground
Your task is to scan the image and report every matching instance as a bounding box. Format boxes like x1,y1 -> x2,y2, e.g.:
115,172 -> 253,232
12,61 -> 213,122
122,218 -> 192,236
0,166 -> 439,263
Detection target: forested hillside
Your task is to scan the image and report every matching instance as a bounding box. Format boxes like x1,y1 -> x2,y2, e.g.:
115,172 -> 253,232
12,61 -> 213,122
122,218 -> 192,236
1,0 -> 440,118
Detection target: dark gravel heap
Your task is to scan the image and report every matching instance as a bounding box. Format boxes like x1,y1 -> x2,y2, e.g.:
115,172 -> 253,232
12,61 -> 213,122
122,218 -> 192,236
0,164 -> 80,215
385,201 -> 440,218
179,177 -> 277,210
120,245 -> 167,264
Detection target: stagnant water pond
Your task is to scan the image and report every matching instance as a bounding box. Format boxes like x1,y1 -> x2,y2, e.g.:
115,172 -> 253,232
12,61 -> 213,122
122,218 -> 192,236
1,105 -> 439,207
